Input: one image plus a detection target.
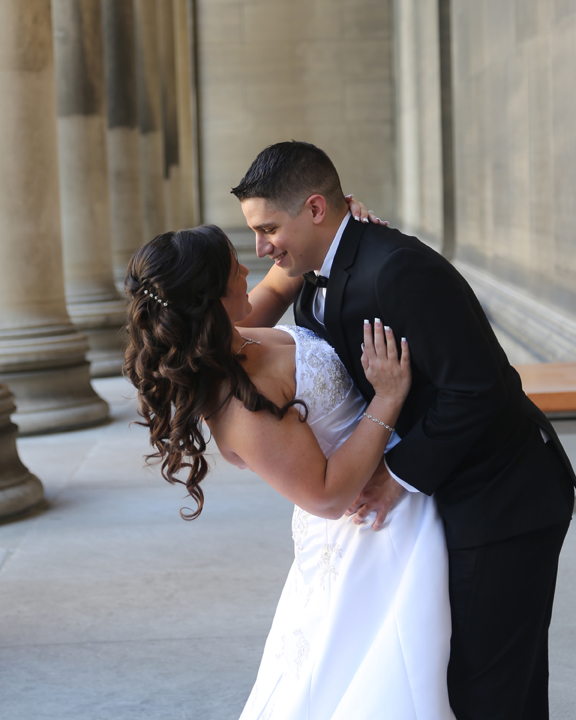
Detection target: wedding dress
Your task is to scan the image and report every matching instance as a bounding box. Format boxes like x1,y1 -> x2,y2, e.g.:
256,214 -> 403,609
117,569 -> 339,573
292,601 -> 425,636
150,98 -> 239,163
239,326 -> 455,720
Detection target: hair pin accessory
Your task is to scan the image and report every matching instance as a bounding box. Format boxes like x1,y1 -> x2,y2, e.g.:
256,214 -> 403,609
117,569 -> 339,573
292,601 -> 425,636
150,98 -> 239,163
142,287 -> 168,307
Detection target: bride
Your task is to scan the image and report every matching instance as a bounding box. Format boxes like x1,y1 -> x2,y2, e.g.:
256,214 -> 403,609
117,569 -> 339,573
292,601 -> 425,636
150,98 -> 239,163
124,224 -> 455,720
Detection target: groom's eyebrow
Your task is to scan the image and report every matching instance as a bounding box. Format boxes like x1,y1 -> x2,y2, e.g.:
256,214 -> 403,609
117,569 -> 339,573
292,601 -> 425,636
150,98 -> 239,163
252,222 -> 276,230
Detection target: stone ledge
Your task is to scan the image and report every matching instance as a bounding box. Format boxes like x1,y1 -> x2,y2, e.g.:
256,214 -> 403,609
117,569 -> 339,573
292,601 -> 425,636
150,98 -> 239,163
456,261 -> 576,363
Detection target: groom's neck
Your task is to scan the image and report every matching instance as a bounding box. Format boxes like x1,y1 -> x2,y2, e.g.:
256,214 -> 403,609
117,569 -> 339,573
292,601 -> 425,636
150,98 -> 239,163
314,207 -> 349,266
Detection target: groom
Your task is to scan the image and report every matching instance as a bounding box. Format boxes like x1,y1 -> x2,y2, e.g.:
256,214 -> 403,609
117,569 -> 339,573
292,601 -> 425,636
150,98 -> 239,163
232,141 -> 575,719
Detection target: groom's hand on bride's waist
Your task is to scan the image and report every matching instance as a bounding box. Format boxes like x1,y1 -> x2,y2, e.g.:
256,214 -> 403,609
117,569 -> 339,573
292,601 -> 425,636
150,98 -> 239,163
344,461 -> 404,531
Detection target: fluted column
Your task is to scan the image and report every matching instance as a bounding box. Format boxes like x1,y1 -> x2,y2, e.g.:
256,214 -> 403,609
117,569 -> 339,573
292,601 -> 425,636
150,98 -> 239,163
0,387 -> 43,520
134,0 -> 167,240
52,0 -> 126,378
174,0 -> 201,227
158,0 -> 181,229
0,0 -> 108,435
102,0 -> 145,290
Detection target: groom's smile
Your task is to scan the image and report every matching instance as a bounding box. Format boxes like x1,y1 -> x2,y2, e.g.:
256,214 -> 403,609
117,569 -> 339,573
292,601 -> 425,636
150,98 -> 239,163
241,196 -> 332,278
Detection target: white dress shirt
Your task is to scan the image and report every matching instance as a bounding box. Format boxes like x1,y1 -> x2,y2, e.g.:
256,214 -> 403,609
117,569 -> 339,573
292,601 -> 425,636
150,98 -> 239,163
310,212 -> 417,493
312,212 -> 350,325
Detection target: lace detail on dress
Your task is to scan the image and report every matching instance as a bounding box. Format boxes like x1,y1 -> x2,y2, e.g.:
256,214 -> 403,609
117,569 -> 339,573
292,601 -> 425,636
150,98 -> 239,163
318,542 -> 343,589
276,325 -> 352,423
293,628 -> 310,679
292,507 -> 310,572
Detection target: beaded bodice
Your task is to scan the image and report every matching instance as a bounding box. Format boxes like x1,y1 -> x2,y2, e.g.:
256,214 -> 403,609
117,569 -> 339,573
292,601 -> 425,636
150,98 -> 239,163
275,326 -> 366,458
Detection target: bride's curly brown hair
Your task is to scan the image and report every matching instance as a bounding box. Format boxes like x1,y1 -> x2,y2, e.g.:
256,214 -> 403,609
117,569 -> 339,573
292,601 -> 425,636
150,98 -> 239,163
124,225 -> 302,520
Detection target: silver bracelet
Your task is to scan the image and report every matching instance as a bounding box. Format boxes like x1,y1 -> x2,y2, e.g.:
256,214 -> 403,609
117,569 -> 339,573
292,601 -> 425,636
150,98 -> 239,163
363,412 -> 395,433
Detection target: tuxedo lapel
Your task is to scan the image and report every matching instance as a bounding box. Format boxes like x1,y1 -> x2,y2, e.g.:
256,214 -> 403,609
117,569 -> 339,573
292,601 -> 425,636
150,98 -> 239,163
323,264 -> 352,369
323,219 -> 365,372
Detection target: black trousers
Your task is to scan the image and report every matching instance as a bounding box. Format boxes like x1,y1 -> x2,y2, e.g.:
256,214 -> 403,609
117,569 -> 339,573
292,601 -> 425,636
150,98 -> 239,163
447,442 -> 574,720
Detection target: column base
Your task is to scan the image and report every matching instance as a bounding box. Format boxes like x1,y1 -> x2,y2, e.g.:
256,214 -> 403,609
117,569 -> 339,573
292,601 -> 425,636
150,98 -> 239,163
67,297 -> 127,378
0,472 -> 44,522
85,327 -> 126,378
0,388 -> 44,521
0,362 -> 110,436
114,272 -> 127,295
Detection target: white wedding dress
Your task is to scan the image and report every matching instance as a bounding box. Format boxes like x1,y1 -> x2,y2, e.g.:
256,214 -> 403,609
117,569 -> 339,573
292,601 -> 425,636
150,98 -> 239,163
239,326 -> 455,720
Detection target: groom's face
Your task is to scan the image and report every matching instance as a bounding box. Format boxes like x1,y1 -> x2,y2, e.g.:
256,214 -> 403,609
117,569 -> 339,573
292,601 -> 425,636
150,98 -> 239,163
241,197 -> 320,278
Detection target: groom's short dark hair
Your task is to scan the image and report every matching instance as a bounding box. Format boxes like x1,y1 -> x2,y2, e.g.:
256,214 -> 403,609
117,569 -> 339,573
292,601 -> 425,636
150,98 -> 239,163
231,140 -> 346,216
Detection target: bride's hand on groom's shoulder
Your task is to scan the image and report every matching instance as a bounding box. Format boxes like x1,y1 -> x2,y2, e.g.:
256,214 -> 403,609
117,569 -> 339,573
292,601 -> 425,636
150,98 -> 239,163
344,461 -> 404,531
345,194 -> 388,226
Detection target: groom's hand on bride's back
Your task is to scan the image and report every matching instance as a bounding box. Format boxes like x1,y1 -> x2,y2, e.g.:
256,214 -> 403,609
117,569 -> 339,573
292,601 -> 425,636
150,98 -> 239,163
345,461 -> 404,531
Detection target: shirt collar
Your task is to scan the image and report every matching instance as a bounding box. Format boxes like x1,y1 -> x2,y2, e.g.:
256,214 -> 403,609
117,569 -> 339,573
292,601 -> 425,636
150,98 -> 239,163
315,211 -> 351,279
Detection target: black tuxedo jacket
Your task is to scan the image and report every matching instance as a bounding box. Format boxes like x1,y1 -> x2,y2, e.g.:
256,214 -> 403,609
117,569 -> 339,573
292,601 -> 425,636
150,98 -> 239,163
294,219 -> 575,548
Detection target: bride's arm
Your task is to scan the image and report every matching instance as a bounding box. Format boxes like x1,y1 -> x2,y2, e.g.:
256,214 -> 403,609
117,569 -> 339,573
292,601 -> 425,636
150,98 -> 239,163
213,323 -> 410,519
238,264 -> 303,328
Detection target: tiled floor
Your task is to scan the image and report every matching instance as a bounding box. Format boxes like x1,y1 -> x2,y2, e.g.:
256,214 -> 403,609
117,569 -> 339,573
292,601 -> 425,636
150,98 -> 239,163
0,376 -> 574,719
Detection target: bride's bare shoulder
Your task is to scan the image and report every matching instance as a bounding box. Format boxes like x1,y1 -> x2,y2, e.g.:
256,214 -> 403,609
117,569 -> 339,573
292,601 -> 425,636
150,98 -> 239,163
206,391 -> 292,468
207,401 -> 250,470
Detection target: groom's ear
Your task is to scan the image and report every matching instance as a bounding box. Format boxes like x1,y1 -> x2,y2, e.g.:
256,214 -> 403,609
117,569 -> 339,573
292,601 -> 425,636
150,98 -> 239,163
305,194 -> 327,224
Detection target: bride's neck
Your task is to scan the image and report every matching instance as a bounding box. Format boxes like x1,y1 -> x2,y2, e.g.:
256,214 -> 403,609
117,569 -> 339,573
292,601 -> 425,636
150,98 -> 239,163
231,327 -> 261,355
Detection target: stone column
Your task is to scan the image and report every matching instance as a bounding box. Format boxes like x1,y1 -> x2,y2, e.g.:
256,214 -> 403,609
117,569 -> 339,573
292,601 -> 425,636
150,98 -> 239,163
52,0 -> 127,378
158,0 -> 181,229
134,0 -> 167,240
0,0 -> 109,434
392,0 -> 443,243
0,387 -> 43,521
101,0 -> 145,289
174,0 -> 201,227
438,0 -> 456,260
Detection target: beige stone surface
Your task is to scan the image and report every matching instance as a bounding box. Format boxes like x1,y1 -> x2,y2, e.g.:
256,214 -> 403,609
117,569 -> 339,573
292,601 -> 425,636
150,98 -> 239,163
196,0 -> 397,228
173,0 -> 200,227
106,127 -> 145,286
158,0 -> 182,230
0,0 -> 108,433
139,131 -> 166,240
0,386 -> 43,521
102,0 -> 146,287
393,0 -> 443,244
452,0 -> 576,319
56,117 -> 118,295
135,0 -> 167,240
52,0 -> 127,378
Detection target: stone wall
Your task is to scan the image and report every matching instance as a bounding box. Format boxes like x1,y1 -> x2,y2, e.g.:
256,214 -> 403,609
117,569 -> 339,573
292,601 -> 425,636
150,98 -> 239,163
451,0 -> 576,358
196,0 -> 397,229
393,0 -> 444,246
391,0 -> 576,360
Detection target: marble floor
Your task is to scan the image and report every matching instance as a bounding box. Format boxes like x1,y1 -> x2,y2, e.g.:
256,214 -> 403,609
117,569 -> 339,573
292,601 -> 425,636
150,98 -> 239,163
0,376 -> 575,720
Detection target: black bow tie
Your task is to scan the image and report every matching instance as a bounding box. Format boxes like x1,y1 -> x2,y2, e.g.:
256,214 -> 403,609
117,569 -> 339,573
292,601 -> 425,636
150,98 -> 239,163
303,271 -> 329,288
